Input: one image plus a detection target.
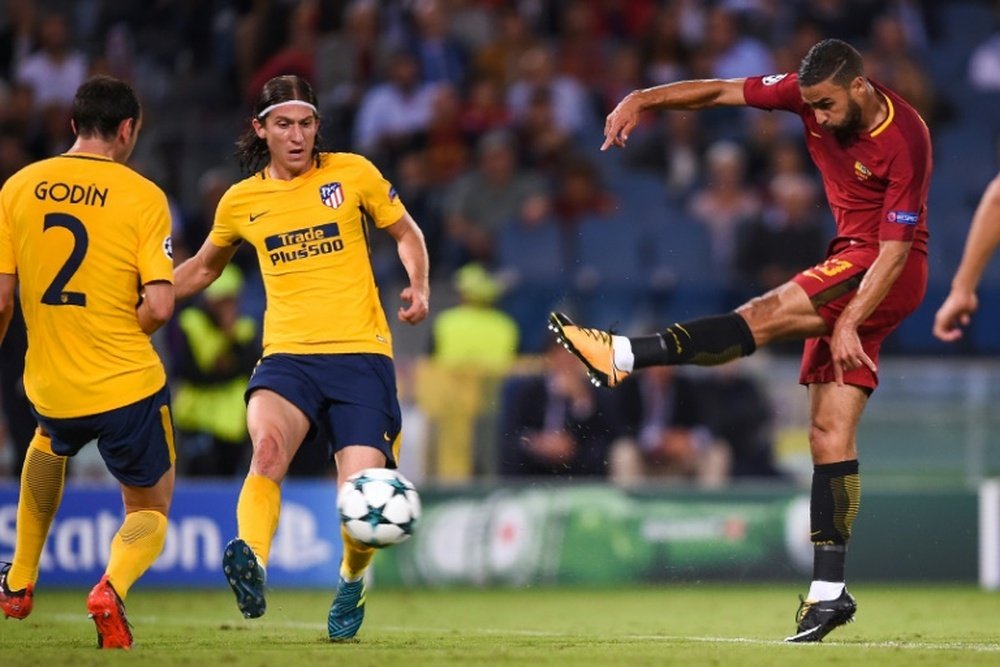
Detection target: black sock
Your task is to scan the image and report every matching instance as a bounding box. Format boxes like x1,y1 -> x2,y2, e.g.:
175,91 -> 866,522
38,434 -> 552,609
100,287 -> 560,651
811,459 -> 860,581
630,313 -> 757,369
814,544 -> 847,582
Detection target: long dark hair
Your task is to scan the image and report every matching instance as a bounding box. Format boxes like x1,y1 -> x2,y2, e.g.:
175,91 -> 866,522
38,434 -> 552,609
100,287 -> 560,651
235,75 -> 323,175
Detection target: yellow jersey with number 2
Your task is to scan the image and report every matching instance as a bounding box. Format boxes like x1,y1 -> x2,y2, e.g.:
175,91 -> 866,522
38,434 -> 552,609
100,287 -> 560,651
209,152 -> 407,358
0,153 -> 174,418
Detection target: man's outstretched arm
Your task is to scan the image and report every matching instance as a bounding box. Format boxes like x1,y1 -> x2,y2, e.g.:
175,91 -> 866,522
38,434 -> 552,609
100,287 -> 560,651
602,78 -> 747,150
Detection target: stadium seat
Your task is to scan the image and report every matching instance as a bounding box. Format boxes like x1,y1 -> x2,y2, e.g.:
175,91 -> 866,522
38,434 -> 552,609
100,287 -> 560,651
571,212 -> 646,327
496,217 -> 569,352
643,216 -> 726,322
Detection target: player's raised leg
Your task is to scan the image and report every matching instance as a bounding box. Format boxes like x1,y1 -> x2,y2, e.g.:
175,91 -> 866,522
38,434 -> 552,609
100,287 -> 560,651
550,282 -> 826,386
0,430 -> 67,620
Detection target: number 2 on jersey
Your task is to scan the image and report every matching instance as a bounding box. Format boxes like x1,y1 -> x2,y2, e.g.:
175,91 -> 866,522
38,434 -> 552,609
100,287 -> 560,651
42,212 -> 88,307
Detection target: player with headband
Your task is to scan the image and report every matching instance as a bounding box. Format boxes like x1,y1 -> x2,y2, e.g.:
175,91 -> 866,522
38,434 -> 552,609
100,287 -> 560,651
173,74 -> 430,641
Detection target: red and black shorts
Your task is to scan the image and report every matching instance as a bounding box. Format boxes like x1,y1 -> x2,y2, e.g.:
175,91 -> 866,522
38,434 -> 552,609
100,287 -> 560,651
791,243 -> 927,390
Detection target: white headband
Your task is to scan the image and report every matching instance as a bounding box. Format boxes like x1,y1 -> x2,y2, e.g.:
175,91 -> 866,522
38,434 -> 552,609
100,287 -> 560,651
257,100 -> 318,119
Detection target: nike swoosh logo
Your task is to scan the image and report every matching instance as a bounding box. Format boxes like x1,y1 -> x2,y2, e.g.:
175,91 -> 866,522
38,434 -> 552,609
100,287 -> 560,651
802,270 -> 825,283
249,210 -> 270,222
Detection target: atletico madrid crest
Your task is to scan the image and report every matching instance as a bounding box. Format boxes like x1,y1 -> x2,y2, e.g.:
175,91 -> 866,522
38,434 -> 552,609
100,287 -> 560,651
319,182 -> 344,209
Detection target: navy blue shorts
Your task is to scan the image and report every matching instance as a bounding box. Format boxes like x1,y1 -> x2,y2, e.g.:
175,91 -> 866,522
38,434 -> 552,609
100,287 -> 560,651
246,353 -> 402,466
32,385 -> 175,487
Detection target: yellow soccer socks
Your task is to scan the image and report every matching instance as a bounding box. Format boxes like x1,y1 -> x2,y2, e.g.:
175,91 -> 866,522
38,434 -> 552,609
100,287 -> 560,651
339,526 -> 375,582
7,431 -> 66,591
106,509 -> 168,599
236,474 -> 281,565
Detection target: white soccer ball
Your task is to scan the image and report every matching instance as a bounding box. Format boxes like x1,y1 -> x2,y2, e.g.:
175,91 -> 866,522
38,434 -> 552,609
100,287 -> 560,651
337,468 -> 421,548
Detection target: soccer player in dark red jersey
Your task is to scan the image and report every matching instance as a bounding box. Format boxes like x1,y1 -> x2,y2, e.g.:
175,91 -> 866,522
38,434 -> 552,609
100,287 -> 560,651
550,39 -> 931,642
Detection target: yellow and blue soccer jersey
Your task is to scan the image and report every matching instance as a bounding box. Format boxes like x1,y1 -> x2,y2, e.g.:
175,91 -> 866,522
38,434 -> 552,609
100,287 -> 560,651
0,153 -> 174,418
209,152 -> 407,357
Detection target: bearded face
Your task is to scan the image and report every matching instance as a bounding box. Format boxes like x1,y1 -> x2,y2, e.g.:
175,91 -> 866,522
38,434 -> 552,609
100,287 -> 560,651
828,97 -> 863,146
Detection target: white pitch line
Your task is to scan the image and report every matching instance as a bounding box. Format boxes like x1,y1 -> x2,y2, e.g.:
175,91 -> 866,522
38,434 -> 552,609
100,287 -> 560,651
44,615 -> 1000,653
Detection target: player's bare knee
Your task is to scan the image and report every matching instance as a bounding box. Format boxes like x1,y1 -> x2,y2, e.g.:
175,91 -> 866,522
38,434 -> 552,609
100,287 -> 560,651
808,422 -> 853,463
737,293 -> 784,345
249,433 -> 292,479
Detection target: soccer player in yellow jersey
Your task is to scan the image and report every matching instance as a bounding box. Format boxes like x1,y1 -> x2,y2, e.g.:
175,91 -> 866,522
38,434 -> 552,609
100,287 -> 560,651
0,76 -> 176,649
174,74 -> 430,640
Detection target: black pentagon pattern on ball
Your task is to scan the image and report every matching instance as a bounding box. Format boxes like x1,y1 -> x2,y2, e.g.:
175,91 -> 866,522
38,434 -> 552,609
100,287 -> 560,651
386,476 -> 418,537
338,473 -> 418,546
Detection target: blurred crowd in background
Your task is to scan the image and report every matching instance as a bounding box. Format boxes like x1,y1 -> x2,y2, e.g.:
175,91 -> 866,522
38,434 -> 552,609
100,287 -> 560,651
1,0 -> 998,486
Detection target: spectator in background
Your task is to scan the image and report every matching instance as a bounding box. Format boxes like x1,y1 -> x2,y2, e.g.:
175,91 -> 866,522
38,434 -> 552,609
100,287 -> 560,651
554,1 -> 610,92
499,339 -> 621,478
421,263 -> 519,480
863,13 -> 937,124
968,31 -> 1000,91
513,86 -> 573,173
172,265 -> 258,478
624,110 -> 704,198
0,0 -> 37,83
552,157 -> 616,235
408,0 -> 467,90
16,11 -> 86,112
0,82 -> 45,159
599,44 -> 646,119
743,111 -> 808,186
638,3 -> 691,85
506,45 -> 591,138
767,138 -> 811,182
314,0 -> 390,149
797,0 -> 880,42
390,150 -> 446,279
432,262 -> 519,370
688,140 -> 761,280
353,48 -> 439,172
443,129 -> 546,267
181,167 -> 234,265
232,0 -> 296,97
444,0 -> 494,56
702,5 -> 775,80
460,75 -> 510,139
735,173 -> 827,295
472,7 -> 538,87
698,363 -> 785,478
423,84 -> 471,185
0,125 -> 30,181
245,0 -> 319,106
612,366 -> 726,485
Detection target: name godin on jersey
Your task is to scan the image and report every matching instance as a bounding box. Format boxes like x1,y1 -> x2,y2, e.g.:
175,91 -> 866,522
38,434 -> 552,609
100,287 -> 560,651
265,222 -> 345,266
34,180 -> 108,207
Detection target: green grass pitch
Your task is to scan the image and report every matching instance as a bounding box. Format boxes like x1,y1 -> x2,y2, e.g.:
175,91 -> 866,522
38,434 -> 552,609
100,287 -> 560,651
2,584 -> 998,666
